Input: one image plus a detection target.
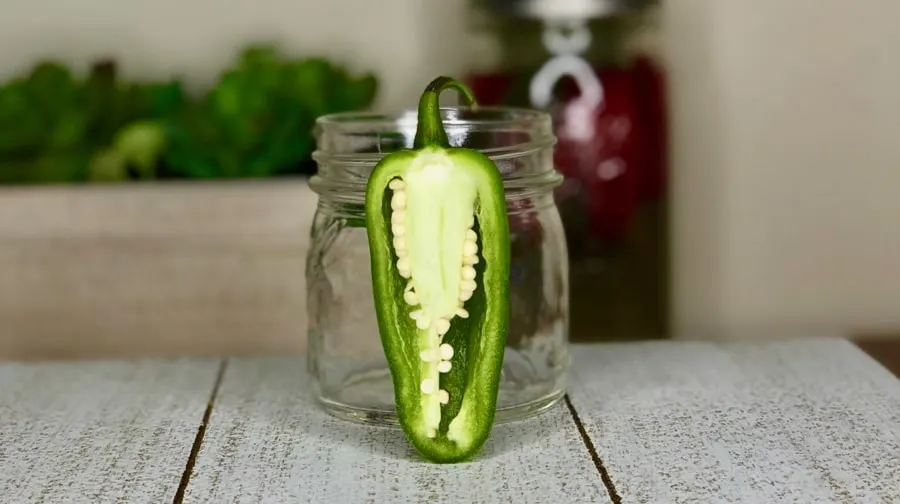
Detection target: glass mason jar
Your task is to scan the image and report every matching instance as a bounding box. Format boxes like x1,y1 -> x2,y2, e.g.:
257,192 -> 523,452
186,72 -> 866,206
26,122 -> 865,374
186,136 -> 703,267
306,106 -> 570,426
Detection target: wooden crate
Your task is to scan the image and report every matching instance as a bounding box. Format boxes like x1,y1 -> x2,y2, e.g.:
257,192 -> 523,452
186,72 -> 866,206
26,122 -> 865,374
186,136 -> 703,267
0,179 -> 318,361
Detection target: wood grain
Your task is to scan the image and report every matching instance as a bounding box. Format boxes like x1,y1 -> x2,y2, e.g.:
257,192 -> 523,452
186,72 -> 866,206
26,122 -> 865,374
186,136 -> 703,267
0,180 -> 316,361
0,358 -> 221,503
183,356 -> 612,504
567,338 -> 900,503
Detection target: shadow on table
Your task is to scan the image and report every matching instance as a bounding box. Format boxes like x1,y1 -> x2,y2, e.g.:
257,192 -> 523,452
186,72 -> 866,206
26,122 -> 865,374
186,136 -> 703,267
215,356 -> 557,465
291,388 -> 555,464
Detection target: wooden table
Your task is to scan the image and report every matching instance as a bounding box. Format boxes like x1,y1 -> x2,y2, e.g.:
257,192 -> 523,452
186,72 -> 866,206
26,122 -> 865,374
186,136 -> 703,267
2,338 -> 898,504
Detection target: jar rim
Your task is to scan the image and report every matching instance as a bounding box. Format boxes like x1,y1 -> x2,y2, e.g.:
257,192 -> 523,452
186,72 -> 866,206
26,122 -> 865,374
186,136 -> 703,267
315,105 -> 553,130
310,105 -> 563,197
313,106 -> 557,162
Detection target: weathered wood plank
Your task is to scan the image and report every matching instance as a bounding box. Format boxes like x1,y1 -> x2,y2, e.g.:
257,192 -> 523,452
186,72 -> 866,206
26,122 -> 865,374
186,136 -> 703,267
567,338 -> 900,504
0,358 -> 221,503
184,356 -> 611,504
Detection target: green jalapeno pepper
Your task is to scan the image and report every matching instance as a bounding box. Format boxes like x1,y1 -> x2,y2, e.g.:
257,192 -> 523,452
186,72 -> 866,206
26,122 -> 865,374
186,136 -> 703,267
364,76 -> 510,463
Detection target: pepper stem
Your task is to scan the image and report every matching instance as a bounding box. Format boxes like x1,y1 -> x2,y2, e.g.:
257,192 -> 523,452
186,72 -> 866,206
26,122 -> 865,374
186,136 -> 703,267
413,76 -> 479,150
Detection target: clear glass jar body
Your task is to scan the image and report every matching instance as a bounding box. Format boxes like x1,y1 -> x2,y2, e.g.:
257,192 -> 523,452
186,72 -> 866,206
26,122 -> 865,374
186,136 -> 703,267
306,107 -> 570,426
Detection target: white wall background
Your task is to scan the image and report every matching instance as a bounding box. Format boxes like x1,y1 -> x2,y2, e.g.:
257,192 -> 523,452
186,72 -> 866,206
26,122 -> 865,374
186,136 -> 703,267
664,0 -> 900,339
0,0 -> 897,341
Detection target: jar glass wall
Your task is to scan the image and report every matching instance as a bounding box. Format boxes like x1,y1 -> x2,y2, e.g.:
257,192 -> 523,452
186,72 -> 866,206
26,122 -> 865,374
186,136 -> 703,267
306,107 -> 570,426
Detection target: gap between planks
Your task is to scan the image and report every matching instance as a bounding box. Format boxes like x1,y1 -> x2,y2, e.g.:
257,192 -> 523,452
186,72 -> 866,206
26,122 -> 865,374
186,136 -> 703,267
167,339 -> 898,503
178,355 -> 616,503
564,394 -> 623,504
161,355 -> 642,503
173,358 -> 229,504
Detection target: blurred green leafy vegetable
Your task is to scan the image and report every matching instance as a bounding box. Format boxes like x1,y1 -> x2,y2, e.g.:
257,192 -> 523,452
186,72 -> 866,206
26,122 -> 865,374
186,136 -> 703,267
0,43 -> 378,185
162,44 -> 377,180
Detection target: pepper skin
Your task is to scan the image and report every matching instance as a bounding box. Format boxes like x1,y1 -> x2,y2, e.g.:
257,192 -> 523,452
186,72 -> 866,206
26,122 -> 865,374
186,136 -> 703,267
364,76 -> 510,463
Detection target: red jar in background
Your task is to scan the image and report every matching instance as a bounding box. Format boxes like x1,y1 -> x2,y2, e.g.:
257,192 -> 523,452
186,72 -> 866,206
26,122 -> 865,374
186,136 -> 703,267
466,54 -> 669,341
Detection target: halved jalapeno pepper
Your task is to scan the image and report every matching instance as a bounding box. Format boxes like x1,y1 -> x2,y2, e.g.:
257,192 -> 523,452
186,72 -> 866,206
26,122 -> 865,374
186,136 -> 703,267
364,76 -> 510,463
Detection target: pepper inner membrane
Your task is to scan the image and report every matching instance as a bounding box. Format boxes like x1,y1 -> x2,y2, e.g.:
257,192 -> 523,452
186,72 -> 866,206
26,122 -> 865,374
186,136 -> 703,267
385,157 -> 481,439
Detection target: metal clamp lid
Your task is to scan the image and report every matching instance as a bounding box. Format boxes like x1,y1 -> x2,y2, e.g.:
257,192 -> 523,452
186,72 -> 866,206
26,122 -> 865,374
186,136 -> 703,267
484,0 -> 651,21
